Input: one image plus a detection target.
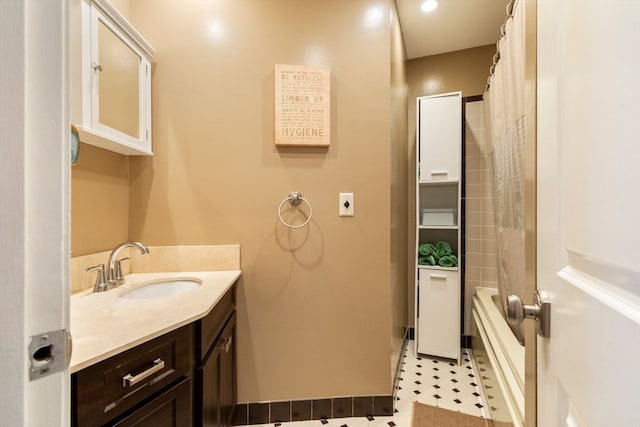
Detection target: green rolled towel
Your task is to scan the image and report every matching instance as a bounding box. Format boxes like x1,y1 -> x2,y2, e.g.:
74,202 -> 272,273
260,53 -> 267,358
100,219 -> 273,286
435,241 -> 453,258
438,255 -> 457,268
418,255 -> 436,266
419,243 -> 437,256
418,244 -> 429,256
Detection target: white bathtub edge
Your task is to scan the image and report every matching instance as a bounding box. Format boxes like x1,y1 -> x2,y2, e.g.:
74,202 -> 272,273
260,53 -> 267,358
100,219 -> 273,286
474,287 -> 525,389
472,287 -> 525,427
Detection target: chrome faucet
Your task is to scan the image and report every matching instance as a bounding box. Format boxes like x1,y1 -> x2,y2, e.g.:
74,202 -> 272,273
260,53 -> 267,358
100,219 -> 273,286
106,241 -> 150,287
86,264 -> 108,293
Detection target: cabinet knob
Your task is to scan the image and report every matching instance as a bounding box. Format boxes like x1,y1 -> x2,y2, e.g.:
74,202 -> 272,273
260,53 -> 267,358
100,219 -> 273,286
220,337 -> 233,353
92,62 -> 103,72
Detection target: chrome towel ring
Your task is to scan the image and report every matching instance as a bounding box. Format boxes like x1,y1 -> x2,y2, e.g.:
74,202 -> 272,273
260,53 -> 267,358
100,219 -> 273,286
278,192 -> 313,229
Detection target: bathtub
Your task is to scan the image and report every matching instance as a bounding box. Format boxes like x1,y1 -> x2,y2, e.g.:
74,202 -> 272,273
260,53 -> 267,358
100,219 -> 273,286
472,287 -> 524,427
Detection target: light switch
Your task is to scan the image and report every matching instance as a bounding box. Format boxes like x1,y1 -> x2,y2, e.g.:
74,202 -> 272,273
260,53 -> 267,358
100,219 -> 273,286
339,193 -> 354,216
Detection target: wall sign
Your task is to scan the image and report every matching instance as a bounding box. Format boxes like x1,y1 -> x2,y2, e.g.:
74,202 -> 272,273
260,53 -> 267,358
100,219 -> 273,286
274,64 -> 330,147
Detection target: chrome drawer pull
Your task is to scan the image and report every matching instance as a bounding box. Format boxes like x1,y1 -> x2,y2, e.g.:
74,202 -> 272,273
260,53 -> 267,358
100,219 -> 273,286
122,358 -> 165,388
430,170 -> 448,176
429,274 -> 448,280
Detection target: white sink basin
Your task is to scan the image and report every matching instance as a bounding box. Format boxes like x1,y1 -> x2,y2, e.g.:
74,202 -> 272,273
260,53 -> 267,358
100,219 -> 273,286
120,278 -> 201,299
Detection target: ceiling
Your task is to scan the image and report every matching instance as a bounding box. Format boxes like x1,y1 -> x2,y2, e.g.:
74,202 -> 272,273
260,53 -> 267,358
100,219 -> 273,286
396,0 -> 511,59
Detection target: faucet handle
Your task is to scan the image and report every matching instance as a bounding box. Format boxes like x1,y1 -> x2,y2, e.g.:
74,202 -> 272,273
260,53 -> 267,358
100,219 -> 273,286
86,264 -> 108,292
114,257 -> 130,282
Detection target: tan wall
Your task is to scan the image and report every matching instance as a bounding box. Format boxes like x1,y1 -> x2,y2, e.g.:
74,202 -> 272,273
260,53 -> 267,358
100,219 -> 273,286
129,0 -> 394,402
389,0 -> 409,379
71,143 -> 129,256
406,45 -> 494,324
70,0 -> 131,257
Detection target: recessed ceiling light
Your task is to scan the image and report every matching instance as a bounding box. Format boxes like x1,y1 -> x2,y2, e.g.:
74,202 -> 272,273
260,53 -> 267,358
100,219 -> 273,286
421,0 -> 439,13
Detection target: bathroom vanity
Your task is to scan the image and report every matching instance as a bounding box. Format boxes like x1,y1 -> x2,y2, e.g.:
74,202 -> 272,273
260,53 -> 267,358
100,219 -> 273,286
70,270 -> 240,427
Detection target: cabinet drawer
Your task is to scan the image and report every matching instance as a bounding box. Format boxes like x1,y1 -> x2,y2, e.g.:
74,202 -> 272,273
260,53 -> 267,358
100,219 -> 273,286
196,285 -> 235,361
110,377 -> 191,427
418,268 -> 458,284
72,326 -> 192,427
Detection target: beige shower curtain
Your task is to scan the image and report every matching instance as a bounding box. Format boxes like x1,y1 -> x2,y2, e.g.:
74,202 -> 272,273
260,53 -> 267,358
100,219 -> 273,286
483,0 -> 527,344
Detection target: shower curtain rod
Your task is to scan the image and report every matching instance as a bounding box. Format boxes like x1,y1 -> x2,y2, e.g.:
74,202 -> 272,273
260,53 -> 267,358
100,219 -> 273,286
486,0 -> 516,91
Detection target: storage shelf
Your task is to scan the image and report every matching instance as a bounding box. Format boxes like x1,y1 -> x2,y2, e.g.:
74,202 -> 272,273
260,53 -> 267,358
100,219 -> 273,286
417,265 -> 459,272
418,179 -> 459,186
76,126 -> 153,156
415,92 -> 462,364
418,225 -> 459,230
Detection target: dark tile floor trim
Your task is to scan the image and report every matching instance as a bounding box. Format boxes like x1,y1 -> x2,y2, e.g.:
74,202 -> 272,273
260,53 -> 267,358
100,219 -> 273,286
392,327 -> 411,402
232,395 -> 394,425
460,334 -> 472,349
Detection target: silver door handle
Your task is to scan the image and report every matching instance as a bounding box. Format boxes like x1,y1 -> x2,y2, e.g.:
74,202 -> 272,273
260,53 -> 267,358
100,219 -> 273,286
507,290 -> 551,338
122,358 -> 165,387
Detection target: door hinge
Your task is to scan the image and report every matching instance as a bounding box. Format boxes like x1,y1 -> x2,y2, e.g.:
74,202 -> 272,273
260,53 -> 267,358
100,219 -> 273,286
28,329 -> 72,381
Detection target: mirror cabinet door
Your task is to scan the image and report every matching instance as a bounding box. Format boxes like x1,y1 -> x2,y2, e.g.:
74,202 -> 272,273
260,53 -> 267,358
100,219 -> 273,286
97,18 -> 141,140
74,0 -> 154,156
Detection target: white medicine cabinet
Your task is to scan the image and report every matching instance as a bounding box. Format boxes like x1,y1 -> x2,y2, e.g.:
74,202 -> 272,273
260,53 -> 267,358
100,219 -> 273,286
71,0 -> 155,156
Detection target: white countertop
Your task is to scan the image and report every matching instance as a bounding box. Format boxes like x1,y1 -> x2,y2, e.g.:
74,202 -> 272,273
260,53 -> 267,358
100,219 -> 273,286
70,270 -> 241,373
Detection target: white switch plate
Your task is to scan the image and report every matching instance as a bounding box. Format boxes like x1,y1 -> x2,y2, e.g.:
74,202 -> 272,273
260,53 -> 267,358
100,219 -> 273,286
339,193 -> 354,216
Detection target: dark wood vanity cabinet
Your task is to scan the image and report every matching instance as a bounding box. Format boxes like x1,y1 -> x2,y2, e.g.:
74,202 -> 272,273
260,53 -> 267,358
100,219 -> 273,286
72,284 -> 237,427
195,286 -> 237,427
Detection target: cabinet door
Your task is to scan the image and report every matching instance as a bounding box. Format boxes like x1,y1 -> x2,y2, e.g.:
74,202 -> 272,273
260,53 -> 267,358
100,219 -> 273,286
110,377 -> 191,427
198,344 -> 221,427
219,313 -> 236,427
417,269 -> 460,360
418,94 -> 461,182
197,312 -> 237,427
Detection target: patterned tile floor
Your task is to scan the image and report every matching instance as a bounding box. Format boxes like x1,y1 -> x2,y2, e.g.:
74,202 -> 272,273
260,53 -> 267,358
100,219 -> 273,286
251,342 -> 490,427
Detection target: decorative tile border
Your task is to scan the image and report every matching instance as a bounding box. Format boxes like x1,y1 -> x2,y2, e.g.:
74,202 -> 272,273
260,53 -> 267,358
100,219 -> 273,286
232,395 -> 394,425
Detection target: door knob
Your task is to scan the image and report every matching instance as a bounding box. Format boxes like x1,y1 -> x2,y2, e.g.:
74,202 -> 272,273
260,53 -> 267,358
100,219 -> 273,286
506,290 -> 551,338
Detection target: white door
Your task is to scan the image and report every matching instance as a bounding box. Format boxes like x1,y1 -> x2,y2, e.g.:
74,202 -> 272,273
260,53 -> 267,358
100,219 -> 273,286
0,1 -> 70,426
537,1 -> 640,426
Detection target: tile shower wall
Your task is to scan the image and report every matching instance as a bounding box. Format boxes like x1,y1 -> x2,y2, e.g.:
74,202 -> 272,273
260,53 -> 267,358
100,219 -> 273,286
464,100 -> 497,335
